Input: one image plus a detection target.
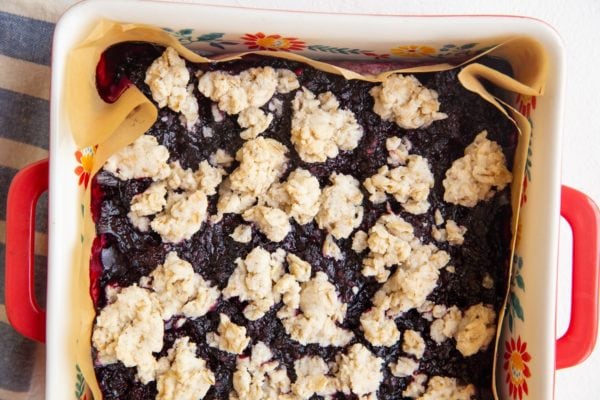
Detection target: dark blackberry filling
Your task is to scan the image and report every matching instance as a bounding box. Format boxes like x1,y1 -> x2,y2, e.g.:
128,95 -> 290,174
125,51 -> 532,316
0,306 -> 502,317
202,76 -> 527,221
91,42 -> 515,400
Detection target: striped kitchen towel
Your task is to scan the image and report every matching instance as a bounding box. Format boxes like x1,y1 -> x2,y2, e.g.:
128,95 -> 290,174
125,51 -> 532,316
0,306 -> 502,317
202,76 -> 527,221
0,1 -> 76,399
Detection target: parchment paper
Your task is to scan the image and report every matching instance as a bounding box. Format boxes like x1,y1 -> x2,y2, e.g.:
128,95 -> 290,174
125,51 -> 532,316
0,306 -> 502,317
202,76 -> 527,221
66,20 -> 547,400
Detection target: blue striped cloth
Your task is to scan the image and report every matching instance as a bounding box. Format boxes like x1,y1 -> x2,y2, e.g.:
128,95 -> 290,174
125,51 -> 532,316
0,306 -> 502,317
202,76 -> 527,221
0,1 -> 76,399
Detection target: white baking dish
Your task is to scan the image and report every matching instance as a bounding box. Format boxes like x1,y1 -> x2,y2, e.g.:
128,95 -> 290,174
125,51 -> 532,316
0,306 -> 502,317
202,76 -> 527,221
4,1 -> 600,399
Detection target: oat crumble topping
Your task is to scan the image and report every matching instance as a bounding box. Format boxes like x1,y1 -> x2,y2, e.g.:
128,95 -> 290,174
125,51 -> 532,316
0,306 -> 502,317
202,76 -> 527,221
291,88 -> 363,162
443,131 -> 512,207
316,173 -> 364,239
145,47 -> 199,129
155,337 -> 215,400
206,313 -> 251,354
370,74 -> 447,129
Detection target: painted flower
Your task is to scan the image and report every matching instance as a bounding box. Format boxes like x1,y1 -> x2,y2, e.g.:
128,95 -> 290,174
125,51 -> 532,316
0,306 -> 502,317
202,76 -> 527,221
504,336 -> 532,400
390,45 -> 436,58
74,146 -> 96,188
520,174 -> 529,206
241,32 -> 306,51
516,94 -> 537,118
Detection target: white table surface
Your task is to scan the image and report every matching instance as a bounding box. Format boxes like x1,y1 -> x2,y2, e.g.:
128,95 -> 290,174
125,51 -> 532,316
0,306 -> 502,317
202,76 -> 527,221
10,0 -> 600,398
186,1 -> 600,398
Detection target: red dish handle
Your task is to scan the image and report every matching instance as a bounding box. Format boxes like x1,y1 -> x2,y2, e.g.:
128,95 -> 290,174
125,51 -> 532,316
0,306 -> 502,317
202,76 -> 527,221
5,159 -> 48,343
556,185 -> 600,369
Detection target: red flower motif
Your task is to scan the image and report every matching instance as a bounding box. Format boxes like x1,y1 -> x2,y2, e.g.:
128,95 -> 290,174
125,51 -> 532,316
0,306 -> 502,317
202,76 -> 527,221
515,94 -> 537,118
504,336 -> 532,400
74,146 -> 96,189
241,32 -> 306,51
520,175 -> 528,206
361,51 -> 390,60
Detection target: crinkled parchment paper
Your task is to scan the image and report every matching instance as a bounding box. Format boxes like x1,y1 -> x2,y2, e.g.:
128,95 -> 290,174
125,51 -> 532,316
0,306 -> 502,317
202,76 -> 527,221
66,20 -> 547,400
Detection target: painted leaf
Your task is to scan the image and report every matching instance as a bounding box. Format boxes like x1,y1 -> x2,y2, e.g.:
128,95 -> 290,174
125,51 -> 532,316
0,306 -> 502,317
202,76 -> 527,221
308,44 -> 362,55
461,43 -> 477,49
210,42 -> 225,50
516,274 -> 525,290
178,29 -> 193,35
511,293 -> 525,321
196,32 -> 225,41
508,313 -> 514,331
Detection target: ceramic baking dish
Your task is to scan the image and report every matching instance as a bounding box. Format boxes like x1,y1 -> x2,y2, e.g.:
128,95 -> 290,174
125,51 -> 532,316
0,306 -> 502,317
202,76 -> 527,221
4,1 -> 600,399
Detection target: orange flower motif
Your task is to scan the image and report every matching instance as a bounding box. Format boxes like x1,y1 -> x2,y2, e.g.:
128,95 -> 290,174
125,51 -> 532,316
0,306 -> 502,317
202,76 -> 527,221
74,146 -> 96,188
390,45 -> 436,58
241,32 -> 306,51
515,94 -> 537,118
504,336 -> 532,400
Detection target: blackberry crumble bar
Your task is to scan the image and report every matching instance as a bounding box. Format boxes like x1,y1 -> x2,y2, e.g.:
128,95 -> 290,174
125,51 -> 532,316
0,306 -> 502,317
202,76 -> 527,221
90,42 -> 516,400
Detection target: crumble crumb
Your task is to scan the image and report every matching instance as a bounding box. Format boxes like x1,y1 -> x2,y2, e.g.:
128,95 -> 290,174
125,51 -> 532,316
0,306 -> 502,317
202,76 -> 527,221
229,137 -> 289,198
335,343 -> 384,396
403,329 -> 426,359
390,356 -> 419,378
104,135 -> 171,181
150,190 -> 208,243
370,74 -> 447,129
92,285 -> 163,384
316,173 -> 364,239
455,303 -> 497,357
286,253 -> 311,282
417,376 -> 476,400
223,247 -> 285,320
129,181 -> 167,218
386,136 -> 412,166
360,306 -> 401,347
243,205 -> 291,242
206,314 -> 250,354
430,306 -> 462,344
291,88 -> 363,162
443,131 -> 512,207
237,106 -> 274,140
265,168 -> 321,225
230,224 -> 253,243
482,274 -> 494,289
230,342 -> 293,399
209,148 -> 234,168
278,271 -> 353,346
293,356 -> 337,399
434,209 -> 444,226
323,234 -> 343,260
361,214 -> 415,282
371,242 -> 449,316
363,155 -> 434,215
144,252 -> 219,320
352,230 -> 368,253
156,337 -> 215,400
403,374 -> 428,398
145,47 -> 199,129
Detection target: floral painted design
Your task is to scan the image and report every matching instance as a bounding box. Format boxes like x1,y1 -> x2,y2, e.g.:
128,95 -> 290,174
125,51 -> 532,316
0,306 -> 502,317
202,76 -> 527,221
390,45 -> 436,58
504,336 -> 532,400
162,28 -> 495,61
75,364 -> 92,399
507,253 -> 525,332
520,131 -> 533,206
436,42 -> 491,59
74,146 -> 96,189
162,29 -> 239,49
241,32 -> 305,51
516,94 -> 537,118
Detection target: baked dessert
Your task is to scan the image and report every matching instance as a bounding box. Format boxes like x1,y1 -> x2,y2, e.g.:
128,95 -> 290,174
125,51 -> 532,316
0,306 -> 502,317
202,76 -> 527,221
90,42 -> 515,400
